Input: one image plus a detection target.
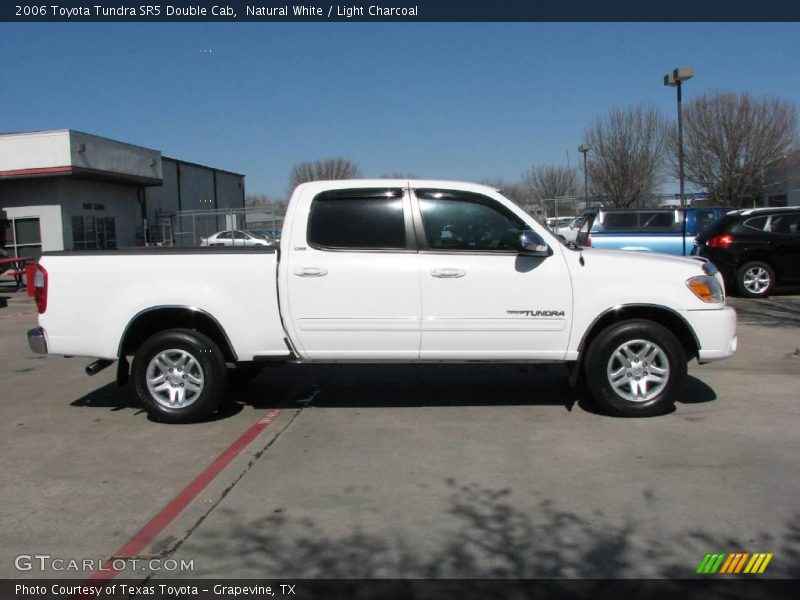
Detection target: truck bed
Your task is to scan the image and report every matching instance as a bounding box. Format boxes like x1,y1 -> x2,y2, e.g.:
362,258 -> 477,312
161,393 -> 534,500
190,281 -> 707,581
38,247 -> 290,361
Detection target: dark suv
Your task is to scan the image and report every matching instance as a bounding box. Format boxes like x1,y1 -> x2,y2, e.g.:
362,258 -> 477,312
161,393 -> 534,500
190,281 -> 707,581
694,207 -> 800,298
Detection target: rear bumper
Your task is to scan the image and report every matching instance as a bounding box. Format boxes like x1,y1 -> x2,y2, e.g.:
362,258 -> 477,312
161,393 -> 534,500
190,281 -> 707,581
27,327 -> 48,355
683,306 -> 738,363
696,247 -> 739,286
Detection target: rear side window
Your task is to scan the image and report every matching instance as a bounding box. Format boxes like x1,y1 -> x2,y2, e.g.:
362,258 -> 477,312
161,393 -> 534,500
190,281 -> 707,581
769,212 -> 800,235
307,190 -> 406,250
744,216 -> 768,231
639,212 -> 676,229
603,213 -> 638,229
595,210 -> 681,233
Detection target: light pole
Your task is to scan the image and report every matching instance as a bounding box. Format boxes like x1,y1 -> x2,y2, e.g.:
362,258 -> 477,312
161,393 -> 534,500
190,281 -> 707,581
664,67 -> 694,209
578,144 -> 591,209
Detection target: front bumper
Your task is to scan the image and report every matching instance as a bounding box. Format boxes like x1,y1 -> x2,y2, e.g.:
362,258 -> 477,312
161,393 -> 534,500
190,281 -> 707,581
684,306 -> 738,363
28,327 -> 48,355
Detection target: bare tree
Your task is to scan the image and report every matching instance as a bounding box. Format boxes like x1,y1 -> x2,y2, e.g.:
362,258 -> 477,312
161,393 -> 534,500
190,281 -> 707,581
676,91 -> 799,206
246,193 -> 287,214
517,166 -> 578,219
480,178 -> 537,209
521,166 -> 577,201
585,105 -> 669,207
380,172 -> 418,179
289,158 -> 362,192
245,193 -> 270,208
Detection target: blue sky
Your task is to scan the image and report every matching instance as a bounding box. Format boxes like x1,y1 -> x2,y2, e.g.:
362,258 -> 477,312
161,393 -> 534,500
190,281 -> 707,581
1,23 -> 799,198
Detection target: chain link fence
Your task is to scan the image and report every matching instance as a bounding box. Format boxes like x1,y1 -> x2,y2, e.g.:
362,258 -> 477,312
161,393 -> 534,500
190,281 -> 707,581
152,206 -> 286,247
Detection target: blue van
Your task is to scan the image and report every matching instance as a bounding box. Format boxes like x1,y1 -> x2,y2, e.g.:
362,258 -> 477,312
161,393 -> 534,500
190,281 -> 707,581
576,207 -> 729,256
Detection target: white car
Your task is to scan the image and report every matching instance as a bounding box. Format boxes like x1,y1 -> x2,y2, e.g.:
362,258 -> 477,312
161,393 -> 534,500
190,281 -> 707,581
546,216 -> 576,231
28,179 -> 737,423
199,230 -> 273,247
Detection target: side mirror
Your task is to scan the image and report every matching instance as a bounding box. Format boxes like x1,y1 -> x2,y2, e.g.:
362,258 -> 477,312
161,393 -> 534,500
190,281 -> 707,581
518,230 -> 552,257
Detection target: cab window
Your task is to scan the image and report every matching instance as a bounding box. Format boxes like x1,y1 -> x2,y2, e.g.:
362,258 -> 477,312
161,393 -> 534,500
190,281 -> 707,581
307,189 -> 406,250
416,190 -> 524,251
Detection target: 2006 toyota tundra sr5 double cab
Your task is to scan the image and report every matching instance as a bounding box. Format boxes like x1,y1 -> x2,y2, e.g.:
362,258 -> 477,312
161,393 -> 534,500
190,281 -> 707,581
28,180 -> 737,422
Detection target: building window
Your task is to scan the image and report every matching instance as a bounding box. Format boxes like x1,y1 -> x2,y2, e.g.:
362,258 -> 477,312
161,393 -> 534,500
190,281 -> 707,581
72,216 -> 116,249
1,217 -> 42,258
0,217 -> 42,258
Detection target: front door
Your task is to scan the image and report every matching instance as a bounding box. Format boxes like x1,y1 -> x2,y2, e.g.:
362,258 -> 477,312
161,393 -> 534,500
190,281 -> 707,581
768,212 -> 800,282
413,188 -> 573,360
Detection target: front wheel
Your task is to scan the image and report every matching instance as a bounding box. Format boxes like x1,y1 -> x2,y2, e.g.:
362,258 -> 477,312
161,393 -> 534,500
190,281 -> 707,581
131,329 -> 228,423
584,320 -> 687,417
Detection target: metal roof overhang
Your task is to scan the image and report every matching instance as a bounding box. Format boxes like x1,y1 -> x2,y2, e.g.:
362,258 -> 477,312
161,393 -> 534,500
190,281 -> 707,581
0,165 -> 162,186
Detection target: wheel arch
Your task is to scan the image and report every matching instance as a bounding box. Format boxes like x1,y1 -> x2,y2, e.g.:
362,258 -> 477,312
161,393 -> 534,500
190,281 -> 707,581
577,304 -> 699,365
736,252 -> 776,272
118,306 -> 237,363
737,257 -> 777,277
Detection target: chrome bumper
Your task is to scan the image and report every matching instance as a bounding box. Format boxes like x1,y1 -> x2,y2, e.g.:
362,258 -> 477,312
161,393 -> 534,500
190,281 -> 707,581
27,327 -> 48,355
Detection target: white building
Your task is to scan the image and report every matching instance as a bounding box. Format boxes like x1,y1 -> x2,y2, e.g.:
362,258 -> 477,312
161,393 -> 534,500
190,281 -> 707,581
0,130 -> 245,257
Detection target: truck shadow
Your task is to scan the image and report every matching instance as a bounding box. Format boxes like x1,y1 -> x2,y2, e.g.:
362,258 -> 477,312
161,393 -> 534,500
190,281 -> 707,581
69,367 -> 717,420
69,381 -> 245,422
244,363 -> 579,411
728,294 -> 800,328
242,364 -> 717,415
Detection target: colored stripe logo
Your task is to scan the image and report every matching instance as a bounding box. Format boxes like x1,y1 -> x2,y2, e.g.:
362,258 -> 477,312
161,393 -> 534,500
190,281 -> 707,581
696,552 -> 773,574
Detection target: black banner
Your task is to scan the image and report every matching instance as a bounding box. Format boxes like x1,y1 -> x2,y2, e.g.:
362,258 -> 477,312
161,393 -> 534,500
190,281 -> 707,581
3,0 -> 800,22
3,579 -> 800,600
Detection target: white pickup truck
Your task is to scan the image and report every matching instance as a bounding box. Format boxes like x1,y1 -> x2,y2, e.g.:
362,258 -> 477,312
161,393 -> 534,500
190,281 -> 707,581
28,180 -> 737,422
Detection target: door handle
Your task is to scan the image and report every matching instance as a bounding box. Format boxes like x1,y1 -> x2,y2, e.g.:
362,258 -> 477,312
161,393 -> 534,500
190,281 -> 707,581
431,268 -> 466,278
294,267 -> 328,277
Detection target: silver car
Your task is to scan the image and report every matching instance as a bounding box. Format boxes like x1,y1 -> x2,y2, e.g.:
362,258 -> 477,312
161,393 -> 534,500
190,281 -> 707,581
199,230 -> 274,247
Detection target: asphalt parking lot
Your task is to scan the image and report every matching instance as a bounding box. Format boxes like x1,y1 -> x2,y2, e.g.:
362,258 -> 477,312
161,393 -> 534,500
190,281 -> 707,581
1,284 -> 799,581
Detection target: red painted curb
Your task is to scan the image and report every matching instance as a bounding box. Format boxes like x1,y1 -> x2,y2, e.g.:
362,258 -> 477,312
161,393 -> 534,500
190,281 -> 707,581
69,409 -> 283,597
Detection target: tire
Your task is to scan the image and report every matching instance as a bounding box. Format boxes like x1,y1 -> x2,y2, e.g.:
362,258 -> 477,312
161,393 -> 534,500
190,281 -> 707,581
736,261 -> 775,298
584,319 -> 687,417
131,329 -> 228,423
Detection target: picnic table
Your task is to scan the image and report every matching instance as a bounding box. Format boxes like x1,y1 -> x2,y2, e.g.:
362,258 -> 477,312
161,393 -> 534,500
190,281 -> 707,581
0,255 -> 35,290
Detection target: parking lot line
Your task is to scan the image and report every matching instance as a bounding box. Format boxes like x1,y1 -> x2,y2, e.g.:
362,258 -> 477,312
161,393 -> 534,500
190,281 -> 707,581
81,408 -> 283,586
0,309 -> 35,320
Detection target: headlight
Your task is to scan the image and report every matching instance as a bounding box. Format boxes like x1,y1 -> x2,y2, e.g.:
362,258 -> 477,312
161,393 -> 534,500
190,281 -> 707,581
686,275 -> 724,303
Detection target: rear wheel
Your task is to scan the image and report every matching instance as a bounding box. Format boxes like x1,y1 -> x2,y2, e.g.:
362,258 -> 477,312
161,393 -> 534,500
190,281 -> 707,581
131,329 -> 228,423
736,261 -> 774,298
584,320 -> 687,417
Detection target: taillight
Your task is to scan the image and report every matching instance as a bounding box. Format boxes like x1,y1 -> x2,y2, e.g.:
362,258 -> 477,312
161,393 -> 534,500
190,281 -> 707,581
584,234 -> 591,247
707,234 -> 734,249
34,264 -> 48,314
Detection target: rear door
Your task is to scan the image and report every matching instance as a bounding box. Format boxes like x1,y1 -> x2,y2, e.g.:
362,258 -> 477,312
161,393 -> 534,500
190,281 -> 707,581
213,231 -> 232,246
413,188 -> 573,360
767,212 -> 800,283
283,187 -> 421,360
